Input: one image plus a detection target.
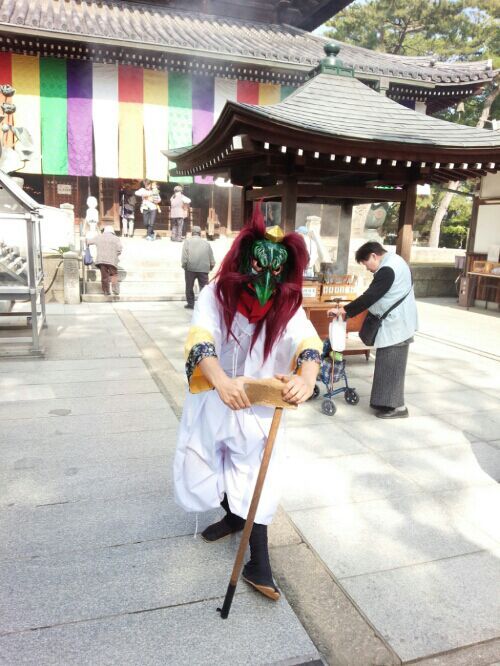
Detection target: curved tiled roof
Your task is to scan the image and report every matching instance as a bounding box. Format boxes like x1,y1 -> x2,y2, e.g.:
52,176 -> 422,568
235,73 -> 500,149
331,41 -> 494,85
0,0 -> 494,85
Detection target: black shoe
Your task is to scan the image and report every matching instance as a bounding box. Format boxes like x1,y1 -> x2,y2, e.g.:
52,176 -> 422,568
201,517 -> 244,542
376,407 -> 409,419
184,304 -> 194,309
241,523 -> 280,601
242,561 -> 280,601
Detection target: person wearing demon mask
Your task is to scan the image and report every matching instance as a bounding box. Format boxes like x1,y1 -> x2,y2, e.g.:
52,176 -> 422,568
174,211 -> 322,601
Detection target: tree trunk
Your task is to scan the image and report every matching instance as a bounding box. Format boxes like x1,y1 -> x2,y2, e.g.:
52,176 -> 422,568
428,81 -> 499,247
428,181 -> 459,248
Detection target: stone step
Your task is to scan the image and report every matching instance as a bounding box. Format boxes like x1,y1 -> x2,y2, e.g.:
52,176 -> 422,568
85,269 -> 185,283
84,281 -> 186,296
82,294 -> 184,303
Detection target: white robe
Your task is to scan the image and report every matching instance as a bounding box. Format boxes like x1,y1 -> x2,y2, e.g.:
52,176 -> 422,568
174,283 -> 321,525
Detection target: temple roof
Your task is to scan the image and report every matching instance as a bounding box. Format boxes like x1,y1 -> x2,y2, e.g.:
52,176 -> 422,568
121,0 -> 355,31
167,50 -> 500,185
0,0 -> 494,88
237,73 -> 500,149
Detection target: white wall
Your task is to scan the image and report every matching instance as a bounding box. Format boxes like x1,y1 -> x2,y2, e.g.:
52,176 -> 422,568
480,172 -> 500,200
474,204 -> 500,254
39,206 -> 75,253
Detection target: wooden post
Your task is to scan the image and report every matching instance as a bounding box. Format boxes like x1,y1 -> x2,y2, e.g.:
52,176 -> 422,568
335,201 -> 353,274
396,182 -> 417,262
227,186 -> 232,233
240,185 -> 253,225
280,176 -> 297,233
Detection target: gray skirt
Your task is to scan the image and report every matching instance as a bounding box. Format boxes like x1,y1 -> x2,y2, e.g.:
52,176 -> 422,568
370,339 -> 412,409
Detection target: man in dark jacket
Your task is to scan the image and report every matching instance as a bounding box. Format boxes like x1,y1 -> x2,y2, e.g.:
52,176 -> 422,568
181,226 -> 215,309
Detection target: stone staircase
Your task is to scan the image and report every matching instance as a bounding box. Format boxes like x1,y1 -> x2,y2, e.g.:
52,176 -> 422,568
82,236 -> 231,302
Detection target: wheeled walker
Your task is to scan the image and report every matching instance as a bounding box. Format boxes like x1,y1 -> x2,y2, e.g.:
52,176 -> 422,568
310,338 -> 360,416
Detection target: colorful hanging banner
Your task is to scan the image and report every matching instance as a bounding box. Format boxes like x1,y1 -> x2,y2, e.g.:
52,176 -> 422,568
259,83 -> 280,106
118,65 -> 144,179
67,60 -> 93,177
143,68 -> 169,182
192,75 -> 214,184
92,63 -> 119,178
237,80 -> 259,104
280,85 -> 296,101
40,58 -> 68,175
213,77 -> 237,122
168,72 -> 193,184
11,55 -> 42,174
1,53 -> 293,180
0,52 -> 12,84
0,53 -> 13,149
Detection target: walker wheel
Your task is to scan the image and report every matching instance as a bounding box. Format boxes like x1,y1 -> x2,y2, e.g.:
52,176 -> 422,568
344,389 -> 359,405
309,384 -> 320,401
321,399 -> 336,416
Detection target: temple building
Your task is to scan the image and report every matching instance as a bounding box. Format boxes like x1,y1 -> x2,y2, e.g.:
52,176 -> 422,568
0,0 -> 496,233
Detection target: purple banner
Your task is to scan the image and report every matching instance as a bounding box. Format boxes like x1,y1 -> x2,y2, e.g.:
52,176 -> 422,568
67,60 -> 93,176
192,75 -> 214,184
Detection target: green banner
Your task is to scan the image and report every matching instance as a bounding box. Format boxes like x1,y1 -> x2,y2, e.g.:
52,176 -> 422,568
280,85 -> 296,101
168,72 -> 193,184
40,58 -> 68,175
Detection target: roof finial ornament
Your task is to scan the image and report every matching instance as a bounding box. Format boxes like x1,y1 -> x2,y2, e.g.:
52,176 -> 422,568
315,41 -> 353,77
323,41 -> 342,67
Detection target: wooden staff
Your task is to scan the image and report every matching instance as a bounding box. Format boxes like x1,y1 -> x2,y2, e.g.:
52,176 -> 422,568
218,378 -> 295,619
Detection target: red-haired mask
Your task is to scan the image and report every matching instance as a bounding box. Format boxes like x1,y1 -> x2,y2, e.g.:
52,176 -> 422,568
245,225 -> 288,305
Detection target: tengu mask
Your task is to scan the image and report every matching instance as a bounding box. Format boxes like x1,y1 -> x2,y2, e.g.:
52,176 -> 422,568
249,226 -> 288,306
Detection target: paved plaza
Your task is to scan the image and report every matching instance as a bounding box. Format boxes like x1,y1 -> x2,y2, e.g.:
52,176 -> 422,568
0,297 -> 499,665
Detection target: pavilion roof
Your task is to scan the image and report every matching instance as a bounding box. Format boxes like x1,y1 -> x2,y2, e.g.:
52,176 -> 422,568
167,52 -> 500,185
0,0 -> 494,90
239,72 -> 500,149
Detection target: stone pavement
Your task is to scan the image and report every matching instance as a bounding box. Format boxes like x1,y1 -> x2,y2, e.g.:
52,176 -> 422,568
1,297 -> 499,665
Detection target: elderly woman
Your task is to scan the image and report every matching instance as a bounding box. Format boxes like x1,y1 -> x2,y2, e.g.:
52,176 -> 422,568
328,241 -> 418,419
87,225 -> 122,297
169,185 -> 191,242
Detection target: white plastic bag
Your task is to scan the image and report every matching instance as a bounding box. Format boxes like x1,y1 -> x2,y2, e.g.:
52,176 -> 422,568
329,316 -> 346,352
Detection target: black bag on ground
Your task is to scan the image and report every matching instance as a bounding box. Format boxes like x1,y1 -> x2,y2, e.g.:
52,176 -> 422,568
359,284 -> 413,346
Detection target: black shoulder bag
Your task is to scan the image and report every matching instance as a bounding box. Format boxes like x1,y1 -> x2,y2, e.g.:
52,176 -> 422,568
359,284 -> 413,347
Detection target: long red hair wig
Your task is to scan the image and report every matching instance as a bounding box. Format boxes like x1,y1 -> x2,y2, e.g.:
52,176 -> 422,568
215,206 -> 308,359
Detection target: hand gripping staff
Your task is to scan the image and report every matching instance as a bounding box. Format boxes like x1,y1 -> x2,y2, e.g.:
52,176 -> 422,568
217,378 -> 297,619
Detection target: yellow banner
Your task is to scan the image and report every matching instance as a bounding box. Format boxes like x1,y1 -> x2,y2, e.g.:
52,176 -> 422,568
259,83 -> 281,106
11,55 -> 42,173
118,102 -> 144,179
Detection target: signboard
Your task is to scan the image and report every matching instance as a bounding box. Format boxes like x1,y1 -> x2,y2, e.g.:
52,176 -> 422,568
57,184 -> 72,196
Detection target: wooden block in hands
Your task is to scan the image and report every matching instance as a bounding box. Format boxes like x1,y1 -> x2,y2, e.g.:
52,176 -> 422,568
243,378 -> 297,409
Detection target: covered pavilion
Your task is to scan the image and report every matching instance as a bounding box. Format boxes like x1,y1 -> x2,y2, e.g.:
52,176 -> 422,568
167,44 -> 500,264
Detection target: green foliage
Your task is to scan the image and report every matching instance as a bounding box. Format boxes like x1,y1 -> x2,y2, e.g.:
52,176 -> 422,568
327,0 -> 498,247
45,246 -> 72,257
381,185 -> 473,246
440,224 -> 468,248
326,0 -> 499,59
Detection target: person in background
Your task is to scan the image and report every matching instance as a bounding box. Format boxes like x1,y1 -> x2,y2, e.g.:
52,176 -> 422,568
135,179 -> 158,241
328,241 -> 417,419
181,225 -> 215,309
120,192 -> 136,238
87,224 -> 122,297
296,225 -> 318,278
170,185 -> 191,242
